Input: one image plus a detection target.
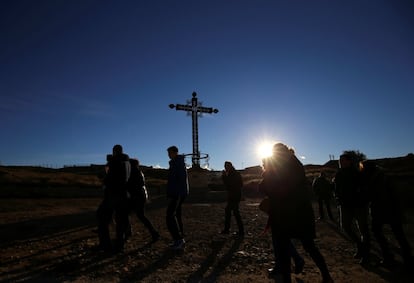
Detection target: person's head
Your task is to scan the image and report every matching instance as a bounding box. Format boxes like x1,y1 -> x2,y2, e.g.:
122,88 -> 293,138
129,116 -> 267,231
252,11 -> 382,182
361,160 -> 377,175
339,153 -> 354,169
167,145 -> 179,159
130,158 -> 139,168
339,150 -> 366,170
319,171 -> 326,178
112,144 -> 123,156
272,143 -> 290,156
224,161 -> 234,172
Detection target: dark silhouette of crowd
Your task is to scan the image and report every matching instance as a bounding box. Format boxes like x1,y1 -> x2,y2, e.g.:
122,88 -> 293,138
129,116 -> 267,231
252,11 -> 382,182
93,143 -> 412,283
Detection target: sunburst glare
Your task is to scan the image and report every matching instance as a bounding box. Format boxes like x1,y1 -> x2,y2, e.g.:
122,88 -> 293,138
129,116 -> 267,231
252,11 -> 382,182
256,141 -> 274,159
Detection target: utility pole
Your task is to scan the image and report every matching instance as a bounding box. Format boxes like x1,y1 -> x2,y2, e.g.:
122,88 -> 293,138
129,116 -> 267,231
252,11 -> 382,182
169,92 -> 219,168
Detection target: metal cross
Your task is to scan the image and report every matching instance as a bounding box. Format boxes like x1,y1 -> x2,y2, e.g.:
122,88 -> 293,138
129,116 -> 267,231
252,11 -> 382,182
169,92 -> 219,168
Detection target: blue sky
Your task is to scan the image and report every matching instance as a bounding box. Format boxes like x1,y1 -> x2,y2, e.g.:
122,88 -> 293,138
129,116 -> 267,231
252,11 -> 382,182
1,0 -> 413,170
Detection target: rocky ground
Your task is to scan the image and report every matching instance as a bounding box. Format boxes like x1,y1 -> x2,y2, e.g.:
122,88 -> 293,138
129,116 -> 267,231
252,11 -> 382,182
1,196 -> 413,283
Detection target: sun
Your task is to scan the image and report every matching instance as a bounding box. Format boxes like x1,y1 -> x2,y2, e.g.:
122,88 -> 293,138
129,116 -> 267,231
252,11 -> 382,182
256,141 -> 274,159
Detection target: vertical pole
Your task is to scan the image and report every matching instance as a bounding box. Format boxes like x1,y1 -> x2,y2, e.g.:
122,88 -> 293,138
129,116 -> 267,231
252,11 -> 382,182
191,92 -> 200,168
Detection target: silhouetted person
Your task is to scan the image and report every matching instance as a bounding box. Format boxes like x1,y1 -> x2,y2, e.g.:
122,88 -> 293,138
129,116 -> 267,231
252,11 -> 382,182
259,143 -> 333,283
127,158 -> 160,243
96,144 -> 131,252
312,172 -> 335,221
334,151 -> 370,265
220,161 -> 244,236
259,195 -> 305,275
166,146 -> 189,250
361,160 -> 413,268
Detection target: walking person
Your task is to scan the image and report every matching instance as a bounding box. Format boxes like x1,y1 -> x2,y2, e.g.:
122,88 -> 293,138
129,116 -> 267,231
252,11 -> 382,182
334,151 -> 370,265
259,143 -> 333,283
220,161 -> 244,237
166,146 -> 189,250
361,160 -> 413,268
96,144 -> 131,252
312,172 -> 335,221
259,196 -> 305,275
127,158 -> 160,244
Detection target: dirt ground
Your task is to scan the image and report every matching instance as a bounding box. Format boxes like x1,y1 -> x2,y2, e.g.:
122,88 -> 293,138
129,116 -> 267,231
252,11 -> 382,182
1,196 -> 413,283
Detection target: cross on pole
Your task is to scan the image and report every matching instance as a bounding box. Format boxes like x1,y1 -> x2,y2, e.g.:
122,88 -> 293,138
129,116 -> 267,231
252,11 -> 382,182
169,91 -> 219,169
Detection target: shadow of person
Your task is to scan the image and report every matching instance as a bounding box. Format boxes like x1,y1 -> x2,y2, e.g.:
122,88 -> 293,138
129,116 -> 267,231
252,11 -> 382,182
118,247 -> 177,282
187,237 -> 243,283
186,238 -> 227,282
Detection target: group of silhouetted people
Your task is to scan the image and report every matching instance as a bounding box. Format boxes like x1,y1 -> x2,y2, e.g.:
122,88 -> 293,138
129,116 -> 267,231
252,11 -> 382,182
94,143 -> 412,283
333,151 -> 413,268
95,144 -> 188,253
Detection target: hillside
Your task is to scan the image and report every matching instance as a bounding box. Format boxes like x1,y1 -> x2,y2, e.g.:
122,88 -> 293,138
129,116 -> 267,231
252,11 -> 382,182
1,154 -> 413,199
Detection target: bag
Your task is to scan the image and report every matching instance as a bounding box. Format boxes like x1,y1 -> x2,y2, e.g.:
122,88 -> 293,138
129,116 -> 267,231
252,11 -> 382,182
259,197 -> 270,214
259,197 -> 271,234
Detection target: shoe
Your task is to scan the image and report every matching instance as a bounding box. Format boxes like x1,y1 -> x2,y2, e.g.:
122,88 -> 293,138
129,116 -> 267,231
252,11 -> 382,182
294,258 -> 305,274
322,275 -> 334,283
125,230 -> 132,242
359,256 -> 369,266
233,231 -> 244,238
267,267 -> 281,276
403,256 -> 414,270
90,244 -> 112,253
151,232 -> 160,243
171,239 -> 185,250
380,258 -> 397,269
353,251 -> 362,259
113,242 -> 124,254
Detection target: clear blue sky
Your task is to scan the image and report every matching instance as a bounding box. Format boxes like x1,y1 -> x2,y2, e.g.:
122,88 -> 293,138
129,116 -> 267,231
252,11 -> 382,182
1,0 -> 413,170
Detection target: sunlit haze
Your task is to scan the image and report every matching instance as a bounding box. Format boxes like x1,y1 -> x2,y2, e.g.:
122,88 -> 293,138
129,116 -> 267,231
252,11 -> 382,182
256,141 -> 275,160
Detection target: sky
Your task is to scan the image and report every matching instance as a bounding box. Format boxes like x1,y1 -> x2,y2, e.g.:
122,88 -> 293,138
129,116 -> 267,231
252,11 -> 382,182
1,0 -> 413,170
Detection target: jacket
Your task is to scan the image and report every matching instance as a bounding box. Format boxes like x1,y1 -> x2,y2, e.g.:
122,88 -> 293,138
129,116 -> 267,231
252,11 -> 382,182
312,176 -> 333,199
127,166 -> 148,202
104,153 -> 130,197
259,152 -> 315,239
334,167 -> 368,207
167,154 -> 189,198
222,169 -> 243,202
